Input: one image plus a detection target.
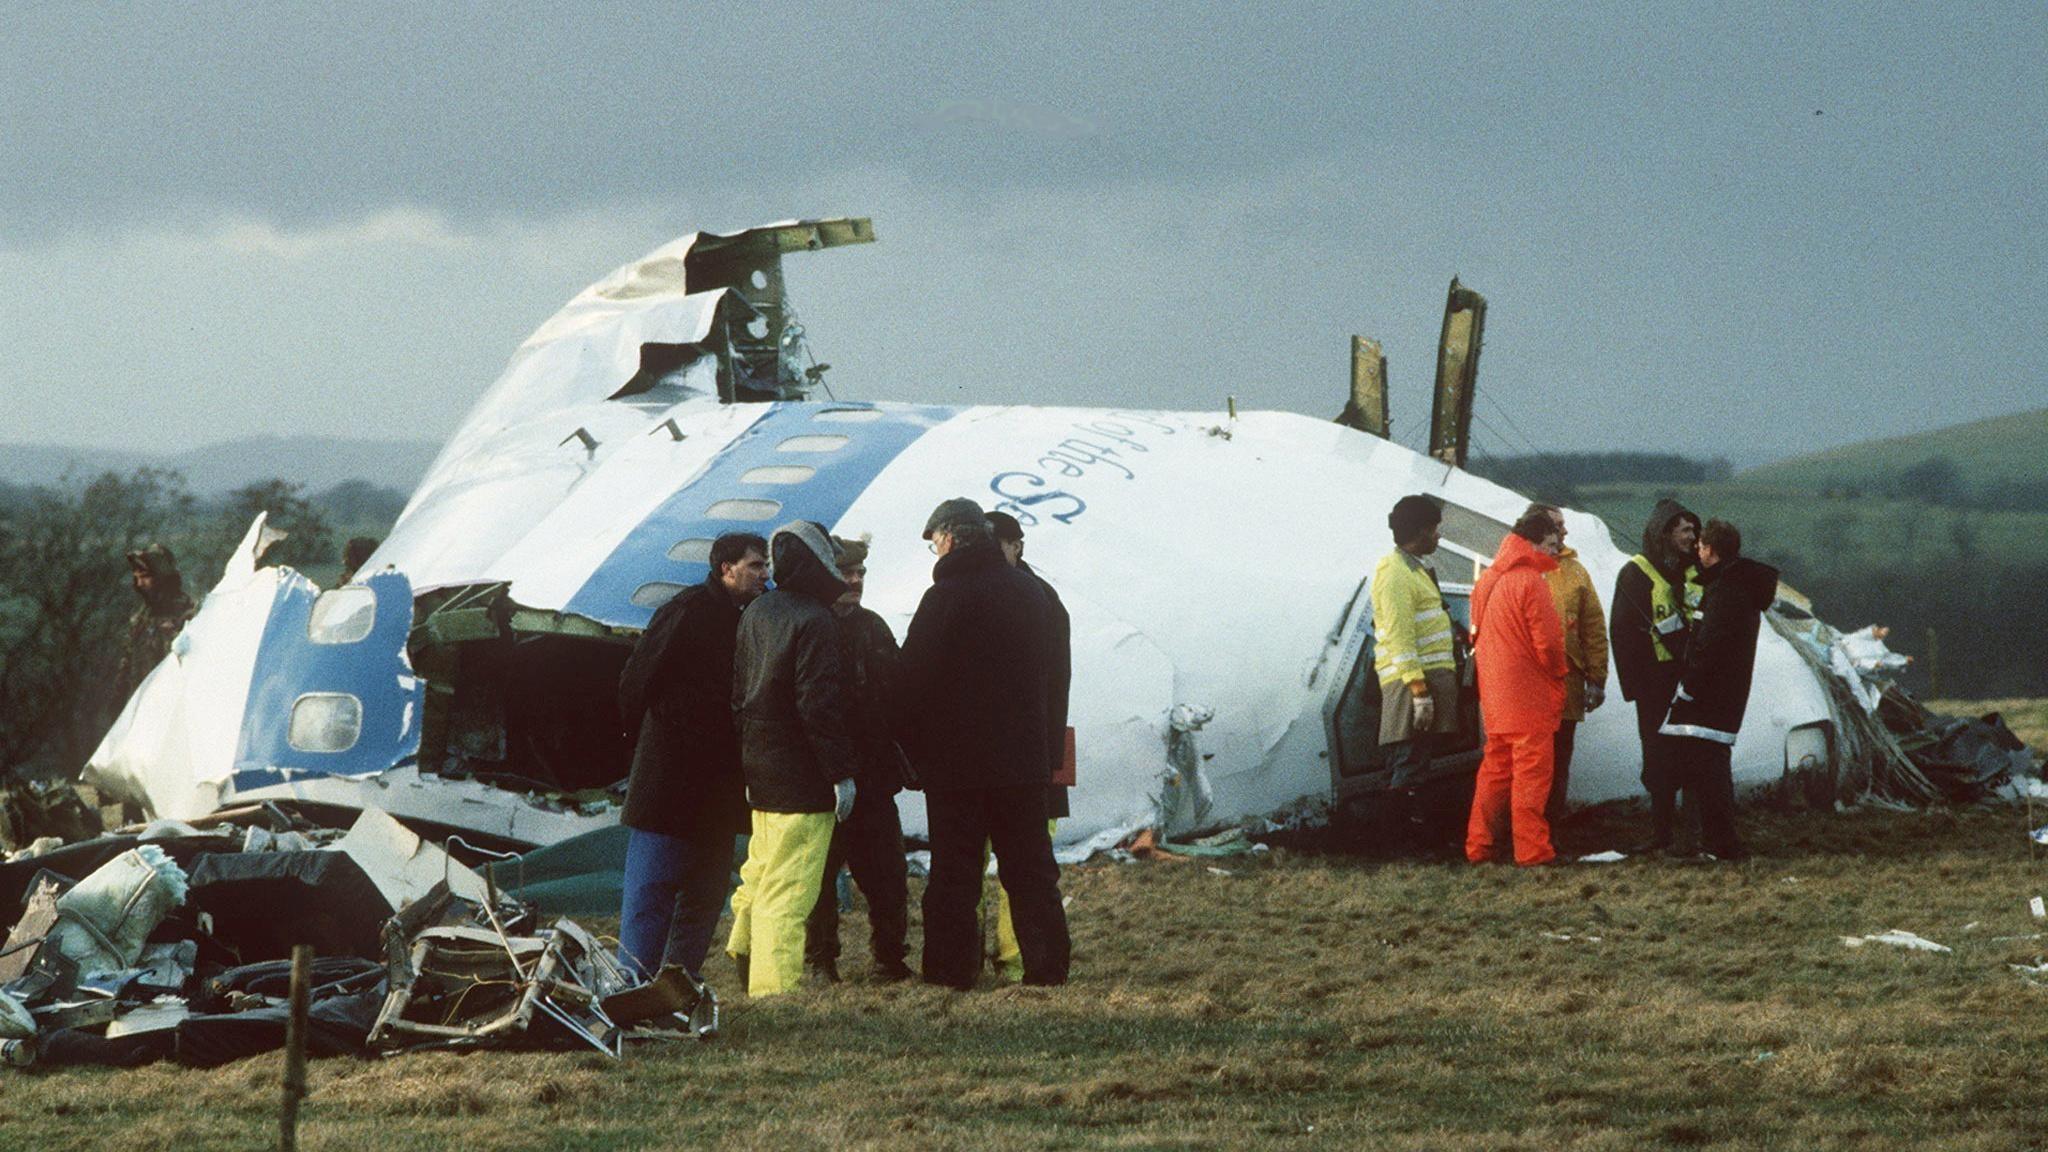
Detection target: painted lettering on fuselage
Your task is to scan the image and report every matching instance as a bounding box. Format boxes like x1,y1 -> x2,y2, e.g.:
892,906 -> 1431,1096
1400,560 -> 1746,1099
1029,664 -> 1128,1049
987,413 -> 1177,527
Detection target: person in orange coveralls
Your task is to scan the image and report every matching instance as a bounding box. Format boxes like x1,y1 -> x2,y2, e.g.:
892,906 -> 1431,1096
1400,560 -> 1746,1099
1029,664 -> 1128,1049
1466,511 -> 1569,866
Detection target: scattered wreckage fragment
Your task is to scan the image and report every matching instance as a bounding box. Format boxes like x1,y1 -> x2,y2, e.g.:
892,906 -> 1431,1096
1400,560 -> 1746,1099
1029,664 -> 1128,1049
0,805 -> 685,1071
1768,604 -> 2038,805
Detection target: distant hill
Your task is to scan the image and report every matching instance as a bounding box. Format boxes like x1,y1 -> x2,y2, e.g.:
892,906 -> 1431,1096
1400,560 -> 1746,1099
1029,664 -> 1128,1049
1737,407 -> 2048,507
0,435 -> 441,495
1564,405 -> 2048,698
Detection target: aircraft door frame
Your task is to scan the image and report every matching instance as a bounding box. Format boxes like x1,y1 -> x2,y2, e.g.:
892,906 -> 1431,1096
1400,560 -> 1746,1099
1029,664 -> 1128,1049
1320,576 -> 1481,803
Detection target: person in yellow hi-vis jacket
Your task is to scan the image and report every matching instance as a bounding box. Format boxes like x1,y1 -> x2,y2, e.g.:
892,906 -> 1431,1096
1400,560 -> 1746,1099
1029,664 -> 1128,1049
1609,498 -> 1702,853
1370,496 -> 1460,792
726,521 -> 860,997
985,511 -> 1071,982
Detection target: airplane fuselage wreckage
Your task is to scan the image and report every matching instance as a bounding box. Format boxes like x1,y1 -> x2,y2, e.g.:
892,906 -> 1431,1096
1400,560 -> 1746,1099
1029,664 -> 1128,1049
86,218 -> 1911,856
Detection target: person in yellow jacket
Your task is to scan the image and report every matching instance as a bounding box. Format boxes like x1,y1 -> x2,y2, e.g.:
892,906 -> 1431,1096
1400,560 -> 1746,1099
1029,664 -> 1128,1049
1530,504 -> 1610,825
1371,495 -> 1460,790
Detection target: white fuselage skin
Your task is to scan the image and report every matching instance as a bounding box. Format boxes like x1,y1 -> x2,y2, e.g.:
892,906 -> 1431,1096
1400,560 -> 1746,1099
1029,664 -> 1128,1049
85,227 -> 1835,851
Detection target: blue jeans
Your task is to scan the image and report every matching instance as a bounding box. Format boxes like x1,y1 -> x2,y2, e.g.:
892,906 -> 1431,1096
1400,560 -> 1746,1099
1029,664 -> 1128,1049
617,827 -> 738,980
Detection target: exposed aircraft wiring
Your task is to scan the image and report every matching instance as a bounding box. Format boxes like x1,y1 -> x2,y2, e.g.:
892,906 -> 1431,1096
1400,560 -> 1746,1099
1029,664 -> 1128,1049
1391,415 -> 1429,452
780,304 -> 837,401
1477,381 -> 1553,455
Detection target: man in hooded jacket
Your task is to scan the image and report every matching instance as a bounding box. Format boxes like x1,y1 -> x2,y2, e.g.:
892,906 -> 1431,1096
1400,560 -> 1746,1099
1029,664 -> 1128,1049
614,532 -> 766,988
725,521 -> 860,997
118,544 -> 197,697
1610,499 -> 1703,852
802,534 -> 914,983
900,498 -> 1070,988
1661,519 -> 1778,861
1466,512 -> 1569,866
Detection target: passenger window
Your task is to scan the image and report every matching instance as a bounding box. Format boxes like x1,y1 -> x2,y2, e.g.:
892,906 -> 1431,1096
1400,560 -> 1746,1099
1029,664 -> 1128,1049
776,434 -> 850,453
667,539 -> 713,564
631,581 -> 686,608
739,465 -> 816,485
1440,591 -> 1482,756
288,693 -> 363,753
307,587 -> 376,644
1431,551 -> 1479,586
703,498 -> 781,521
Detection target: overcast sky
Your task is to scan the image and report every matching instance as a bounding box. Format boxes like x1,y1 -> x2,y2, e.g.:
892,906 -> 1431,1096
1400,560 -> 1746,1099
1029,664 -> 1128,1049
4,4 -> 2041,465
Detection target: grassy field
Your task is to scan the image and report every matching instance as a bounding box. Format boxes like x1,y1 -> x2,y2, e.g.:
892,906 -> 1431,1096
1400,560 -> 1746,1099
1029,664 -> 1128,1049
10,795 -> 2048,1150
1740,407 -> 2048,497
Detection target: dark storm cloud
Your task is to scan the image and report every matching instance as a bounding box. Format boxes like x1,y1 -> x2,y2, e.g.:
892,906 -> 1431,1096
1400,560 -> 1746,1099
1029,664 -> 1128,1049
2,3 -> 2042,459
11,4 -> 2031,235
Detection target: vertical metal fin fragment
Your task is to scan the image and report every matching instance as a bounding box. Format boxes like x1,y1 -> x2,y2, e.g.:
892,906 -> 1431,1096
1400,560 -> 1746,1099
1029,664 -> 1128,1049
1337,336 -> 1391,438
1429,278 -> 1486,467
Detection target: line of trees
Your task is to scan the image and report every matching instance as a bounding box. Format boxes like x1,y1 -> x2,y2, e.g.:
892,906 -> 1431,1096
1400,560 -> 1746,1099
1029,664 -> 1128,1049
1467,453 -> 1735,506
1780,562 -> 2048,699
1817,454 -> 2048,512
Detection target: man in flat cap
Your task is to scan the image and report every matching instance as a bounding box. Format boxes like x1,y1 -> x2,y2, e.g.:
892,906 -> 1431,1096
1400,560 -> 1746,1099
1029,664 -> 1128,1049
899,498 -> 1070,988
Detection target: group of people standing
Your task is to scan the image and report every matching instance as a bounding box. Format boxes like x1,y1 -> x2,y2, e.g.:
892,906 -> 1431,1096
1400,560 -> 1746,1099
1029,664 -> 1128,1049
1370,494 -> 1779,866
613,498 -> 1072,1007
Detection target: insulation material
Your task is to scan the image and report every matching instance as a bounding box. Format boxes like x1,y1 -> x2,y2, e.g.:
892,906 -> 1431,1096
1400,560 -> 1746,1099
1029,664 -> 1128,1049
49,846 -> 187,974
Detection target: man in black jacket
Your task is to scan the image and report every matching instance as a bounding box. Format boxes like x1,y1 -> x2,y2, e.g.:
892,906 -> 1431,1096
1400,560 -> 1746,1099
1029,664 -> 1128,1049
986,510 -> 1072,982
901,498 -> 1071,988
1661,519 -> 1778,861
614,532 -> 766,984
803,534 -> 915,983
724,521 -> 859,997
1609,499 -> 1702,852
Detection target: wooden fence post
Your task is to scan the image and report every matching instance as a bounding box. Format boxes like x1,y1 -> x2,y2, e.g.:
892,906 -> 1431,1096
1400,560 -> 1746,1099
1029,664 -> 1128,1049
280,944 -> 312,1152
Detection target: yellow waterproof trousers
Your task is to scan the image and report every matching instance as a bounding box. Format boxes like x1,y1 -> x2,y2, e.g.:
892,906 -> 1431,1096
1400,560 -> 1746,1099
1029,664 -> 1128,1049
988,819 -> 1059,983
726,810 -> 835,997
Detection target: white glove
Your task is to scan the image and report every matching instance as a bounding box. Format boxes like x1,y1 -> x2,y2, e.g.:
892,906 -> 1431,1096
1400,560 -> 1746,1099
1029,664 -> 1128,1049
834,778 -> 857,823
1410,693 -> 1436,732
1584,682 -> 1606,712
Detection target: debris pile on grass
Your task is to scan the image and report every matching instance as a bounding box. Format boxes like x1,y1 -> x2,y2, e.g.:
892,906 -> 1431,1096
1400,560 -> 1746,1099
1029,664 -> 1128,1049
1768,615 -> 2037,804
0,804 -> 684,1072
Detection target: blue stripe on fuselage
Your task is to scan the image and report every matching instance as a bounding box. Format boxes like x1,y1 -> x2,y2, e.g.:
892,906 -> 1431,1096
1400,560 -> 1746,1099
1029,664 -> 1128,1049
563,401 -> 956,630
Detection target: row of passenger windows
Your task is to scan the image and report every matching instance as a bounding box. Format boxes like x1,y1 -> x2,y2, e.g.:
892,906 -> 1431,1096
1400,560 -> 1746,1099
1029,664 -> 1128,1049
629,412 -> 866,609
